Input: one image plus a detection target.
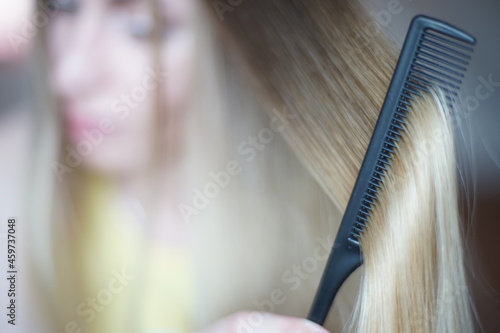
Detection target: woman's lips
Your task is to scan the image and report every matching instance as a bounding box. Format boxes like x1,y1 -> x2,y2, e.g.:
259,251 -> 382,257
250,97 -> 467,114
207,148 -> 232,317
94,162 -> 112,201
63,111 -> 103,143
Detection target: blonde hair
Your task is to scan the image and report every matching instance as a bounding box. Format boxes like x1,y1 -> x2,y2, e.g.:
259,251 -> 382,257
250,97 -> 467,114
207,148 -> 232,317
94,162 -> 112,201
350,92 -> 473,332
200,0 -> 475,332
28,0 -> 475,332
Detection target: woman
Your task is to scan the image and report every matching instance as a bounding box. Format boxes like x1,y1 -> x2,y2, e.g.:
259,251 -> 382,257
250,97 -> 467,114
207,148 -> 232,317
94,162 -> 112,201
32,0 -> 334,331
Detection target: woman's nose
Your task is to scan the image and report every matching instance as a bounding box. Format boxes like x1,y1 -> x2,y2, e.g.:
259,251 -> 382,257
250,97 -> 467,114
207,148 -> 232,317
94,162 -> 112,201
52,12 -> 108,100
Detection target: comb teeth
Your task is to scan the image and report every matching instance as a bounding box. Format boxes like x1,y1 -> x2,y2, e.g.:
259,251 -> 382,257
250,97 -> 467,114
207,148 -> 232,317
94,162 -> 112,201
412,30 -> 474,104
347,20 -> 475,246
308,16 -> 475,326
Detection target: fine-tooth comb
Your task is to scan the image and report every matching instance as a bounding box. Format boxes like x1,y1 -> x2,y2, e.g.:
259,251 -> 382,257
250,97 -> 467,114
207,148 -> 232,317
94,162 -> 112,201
307,15 -> 476,325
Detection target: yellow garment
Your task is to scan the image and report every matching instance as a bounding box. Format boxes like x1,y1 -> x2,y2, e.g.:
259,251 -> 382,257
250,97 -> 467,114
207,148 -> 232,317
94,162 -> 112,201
77,174 -> 194,333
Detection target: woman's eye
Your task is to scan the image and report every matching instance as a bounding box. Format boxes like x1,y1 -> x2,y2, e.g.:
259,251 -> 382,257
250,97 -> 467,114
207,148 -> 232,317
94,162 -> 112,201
47,0 -> 79,13
128,14 -> 153,39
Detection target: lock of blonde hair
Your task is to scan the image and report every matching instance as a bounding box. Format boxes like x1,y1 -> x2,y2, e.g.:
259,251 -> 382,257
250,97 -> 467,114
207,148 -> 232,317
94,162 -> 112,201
200,0 -> 476,332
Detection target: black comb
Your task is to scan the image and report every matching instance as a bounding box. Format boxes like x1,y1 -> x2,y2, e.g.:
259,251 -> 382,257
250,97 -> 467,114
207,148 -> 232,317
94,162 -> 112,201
308,15 -> 476,325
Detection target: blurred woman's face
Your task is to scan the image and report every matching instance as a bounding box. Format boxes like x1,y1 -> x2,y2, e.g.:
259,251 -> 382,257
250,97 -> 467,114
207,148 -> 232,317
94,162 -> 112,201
47,0 -> 196,175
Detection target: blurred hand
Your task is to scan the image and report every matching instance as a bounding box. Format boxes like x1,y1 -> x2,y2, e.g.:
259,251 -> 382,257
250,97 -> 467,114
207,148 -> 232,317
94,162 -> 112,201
198,311 -> 329,333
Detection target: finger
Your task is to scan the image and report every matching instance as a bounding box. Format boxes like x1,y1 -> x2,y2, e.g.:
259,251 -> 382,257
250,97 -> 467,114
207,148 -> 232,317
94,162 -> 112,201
229,312 -> 330,333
